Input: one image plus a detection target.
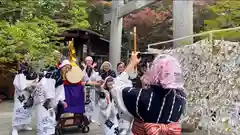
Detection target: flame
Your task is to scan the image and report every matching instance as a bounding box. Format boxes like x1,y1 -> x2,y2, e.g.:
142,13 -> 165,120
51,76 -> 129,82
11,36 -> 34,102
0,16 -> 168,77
68,39 -> 77,67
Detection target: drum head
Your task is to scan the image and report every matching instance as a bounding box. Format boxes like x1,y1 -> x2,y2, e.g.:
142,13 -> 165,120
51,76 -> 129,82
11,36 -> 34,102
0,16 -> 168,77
66,66 -> 83,83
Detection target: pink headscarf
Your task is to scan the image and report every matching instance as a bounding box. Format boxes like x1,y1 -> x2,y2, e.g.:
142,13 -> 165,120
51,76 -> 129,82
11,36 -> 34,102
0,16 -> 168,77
142,54 -> 184,89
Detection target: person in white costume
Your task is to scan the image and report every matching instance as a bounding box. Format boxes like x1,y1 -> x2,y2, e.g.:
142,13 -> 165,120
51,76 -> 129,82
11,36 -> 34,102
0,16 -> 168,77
98,76 -> 119,135
12,64 -> 39,135
115,62 -> 134,135
116,62 -> 125,76
34,60 -> 70,135
83,56 -> 102,123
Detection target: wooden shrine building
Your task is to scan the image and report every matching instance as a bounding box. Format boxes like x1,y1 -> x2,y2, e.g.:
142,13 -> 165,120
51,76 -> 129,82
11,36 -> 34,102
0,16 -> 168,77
59,28 -> 110,65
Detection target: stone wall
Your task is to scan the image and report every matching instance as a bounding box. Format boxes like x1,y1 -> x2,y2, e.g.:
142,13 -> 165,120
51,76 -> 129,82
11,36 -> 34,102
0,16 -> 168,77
149,40 -> 240,135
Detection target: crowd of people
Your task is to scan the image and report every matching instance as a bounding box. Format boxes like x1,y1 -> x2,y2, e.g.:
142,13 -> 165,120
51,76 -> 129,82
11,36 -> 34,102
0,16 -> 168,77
11,53 -> 187,135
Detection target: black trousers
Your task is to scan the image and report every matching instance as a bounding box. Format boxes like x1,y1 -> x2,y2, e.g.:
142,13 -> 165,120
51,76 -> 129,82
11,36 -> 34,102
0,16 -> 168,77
56,101 -> 64,121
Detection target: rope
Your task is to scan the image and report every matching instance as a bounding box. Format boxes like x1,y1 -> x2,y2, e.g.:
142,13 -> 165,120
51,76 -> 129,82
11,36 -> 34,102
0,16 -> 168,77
147,27 -> 240,49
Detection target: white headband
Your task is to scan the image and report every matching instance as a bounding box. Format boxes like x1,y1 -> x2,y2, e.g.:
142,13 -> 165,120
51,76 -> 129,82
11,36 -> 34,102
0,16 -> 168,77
85,56 -> 93,61
59,60 -> 71,69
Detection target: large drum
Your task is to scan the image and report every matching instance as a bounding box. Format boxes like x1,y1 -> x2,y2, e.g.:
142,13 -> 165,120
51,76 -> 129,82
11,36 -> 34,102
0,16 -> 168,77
66,66 -> 83,84
62,65 -> 85,125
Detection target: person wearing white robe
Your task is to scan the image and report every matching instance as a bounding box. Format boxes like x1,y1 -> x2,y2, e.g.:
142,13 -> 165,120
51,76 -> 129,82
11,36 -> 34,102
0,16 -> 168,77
116,62 -> 125,76
83,56 -> 102,123
116,62 -> 134,135
12,70 -> 37,135
34,60 -> 69,135
98,76 -> 119,135
117,107 -> 133,135
12,70 -> 39,135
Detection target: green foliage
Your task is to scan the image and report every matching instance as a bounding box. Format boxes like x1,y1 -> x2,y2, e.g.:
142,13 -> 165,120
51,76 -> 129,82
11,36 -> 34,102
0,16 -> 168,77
0,17 -> 58,65
88,4 -> 104,30
68,0 -> 89,28
204,0 -> 240,40
0,0 -> 90,70
87,1 -> 110,35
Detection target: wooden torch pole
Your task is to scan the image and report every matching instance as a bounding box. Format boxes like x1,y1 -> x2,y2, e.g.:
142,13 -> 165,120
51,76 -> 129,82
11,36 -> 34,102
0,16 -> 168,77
133,26 -> 137,54
133,26 -> 137,71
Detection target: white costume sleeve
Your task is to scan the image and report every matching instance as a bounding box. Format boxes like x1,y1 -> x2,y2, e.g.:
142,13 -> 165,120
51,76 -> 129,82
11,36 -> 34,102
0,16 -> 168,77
99,99 -> 108,109
99,100 -> 111,119
94,72 -> 102,81
33,78 -> 55,105
98,91 -> 111,119
13,74 -> 28,91
111,72 -> 133,116
55,84 -> 65,103
82,74 -> 90,82
43,78 -> 56,100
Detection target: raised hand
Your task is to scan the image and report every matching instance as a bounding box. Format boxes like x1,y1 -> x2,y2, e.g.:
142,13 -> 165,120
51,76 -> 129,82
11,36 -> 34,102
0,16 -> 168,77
92,62 -> 97,68
130,52 -> 141,66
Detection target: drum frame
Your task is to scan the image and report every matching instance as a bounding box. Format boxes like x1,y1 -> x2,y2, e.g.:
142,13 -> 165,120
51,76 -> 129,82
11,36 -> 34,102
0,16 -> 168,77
55,114 -> 90,135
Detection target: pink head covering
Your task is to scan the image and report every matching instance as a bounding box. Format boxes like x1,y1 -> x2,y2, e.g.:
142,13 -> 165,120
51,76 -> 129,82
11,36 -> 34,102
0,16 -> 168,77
142,54 -> 184,89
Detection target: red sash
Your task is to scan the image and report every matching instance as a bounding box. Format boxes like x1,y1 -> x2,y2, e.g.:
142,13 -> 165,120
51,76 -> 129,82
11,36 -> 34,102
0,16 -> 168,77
132,119 -> 181,135
63,80 -> 82,85
144,122 -> 181,135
